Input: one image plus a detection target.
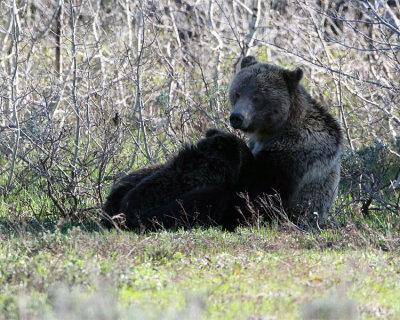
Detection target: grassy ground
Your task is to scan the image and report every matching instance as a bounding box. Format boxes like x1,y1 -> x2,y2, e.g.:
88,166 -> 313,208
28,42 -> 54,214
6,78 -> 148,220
1,223 -> 400,319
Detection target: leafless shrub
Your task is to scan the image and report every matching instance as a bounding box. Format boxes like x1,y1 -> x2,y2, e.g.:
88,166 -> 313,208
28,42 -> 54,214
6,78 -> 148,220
338,139 -> 400,221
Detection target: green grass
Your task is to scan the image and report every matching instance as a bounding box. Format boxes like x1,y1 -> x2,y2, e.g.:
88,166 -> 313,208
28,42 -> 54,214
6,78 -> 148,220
1,225 -> 400,319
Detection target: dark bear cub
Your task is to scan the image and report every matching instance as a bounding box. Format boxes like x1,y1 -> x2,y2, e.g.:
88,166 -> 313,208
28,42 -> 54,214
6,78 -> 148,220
101,165 -> 162,229
102,129 -> 253,230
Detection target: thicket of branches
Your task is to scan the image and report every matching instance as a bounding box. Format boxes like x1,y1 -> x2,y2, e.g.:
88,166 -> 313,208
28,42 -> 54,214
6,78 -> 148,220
0,0 -> 399,223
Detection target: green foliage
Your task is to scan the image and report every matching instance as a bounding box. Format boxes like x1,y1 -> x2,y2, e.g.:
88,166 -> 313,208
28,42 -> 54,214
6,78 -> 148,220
338,138 -> 400,231
0,227 -> 400,319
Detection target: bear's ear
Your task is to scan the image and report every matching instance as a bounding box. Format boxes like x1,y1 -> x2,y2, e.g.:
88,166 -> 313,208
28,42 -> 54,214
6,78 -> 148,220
205,128 -> 222,138
284,67 -> 303,93
240,56 -> 258,69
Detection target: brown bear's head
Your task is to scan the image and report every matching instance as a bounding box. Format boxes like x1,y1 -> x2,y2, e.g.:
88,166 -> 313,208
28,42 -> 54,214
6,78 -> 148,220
228,56 -> 303,136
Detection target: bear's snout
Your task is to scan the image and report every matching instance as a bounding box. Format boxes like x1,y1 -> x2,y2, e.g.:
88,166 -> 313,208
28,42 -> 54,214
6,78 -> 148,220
230,113 -> 244,129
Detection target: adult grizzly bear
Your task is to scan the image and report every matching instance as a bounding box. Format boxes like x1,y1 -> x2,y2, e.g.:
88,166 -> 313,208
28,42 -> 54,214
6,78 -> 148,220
102,129 -> 253,230
228,56 -> 343,225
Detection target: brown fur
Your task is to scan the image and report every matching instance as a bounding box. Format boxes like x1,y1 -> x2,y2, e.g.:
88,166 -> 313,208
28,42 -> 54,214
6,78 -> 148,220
228,56 -> 343,225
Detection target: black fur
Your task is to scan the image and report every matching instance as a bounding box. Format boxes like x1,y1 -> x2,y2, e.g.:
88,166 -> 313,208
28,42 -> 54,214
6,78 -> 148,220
102,129 -> 253,230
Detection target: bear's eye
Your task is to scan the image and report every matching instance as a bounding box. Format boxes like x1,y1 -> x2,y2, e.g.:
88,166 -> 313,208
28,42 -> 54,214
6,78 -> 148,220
252,96 -> 260,103
234,93 -> 240,100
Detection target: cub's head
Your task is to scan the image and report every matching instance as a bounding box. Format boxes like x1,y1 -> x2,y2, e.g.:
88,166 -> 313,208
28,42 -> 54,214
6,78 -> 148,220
201,129 -> 253,165
228,56 -> 303,135
197,129 -> 253,180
